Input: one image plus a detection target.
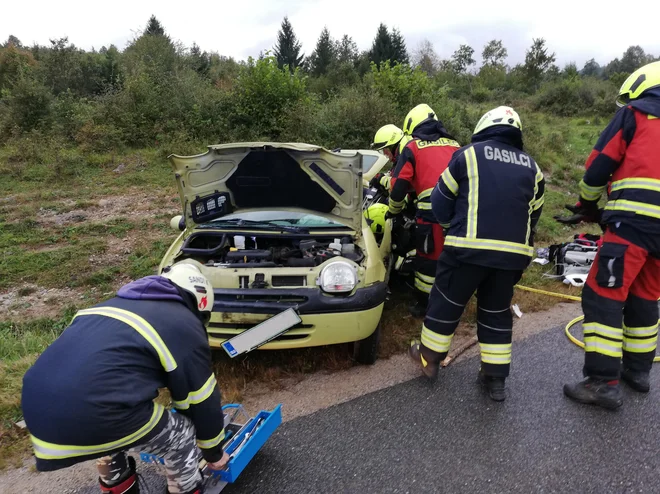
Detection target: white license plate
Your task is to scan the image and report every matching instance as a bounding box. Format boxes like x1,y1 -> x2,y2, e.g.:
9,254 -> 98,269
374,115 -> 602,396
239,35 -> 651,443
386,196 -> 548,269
221,308 -> 302,358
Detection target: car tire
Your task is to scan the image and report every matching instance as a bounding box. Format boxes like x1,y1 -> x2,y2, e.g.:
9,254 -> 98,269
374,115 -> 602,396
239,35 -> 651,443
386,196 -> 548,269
353,323 -> 381,365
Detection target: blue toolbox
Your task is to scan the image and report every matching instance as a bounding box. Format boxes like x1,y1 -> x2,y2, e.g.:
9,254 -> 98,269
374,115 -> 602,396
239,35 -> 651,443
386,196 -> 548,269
139,403 -> 282,493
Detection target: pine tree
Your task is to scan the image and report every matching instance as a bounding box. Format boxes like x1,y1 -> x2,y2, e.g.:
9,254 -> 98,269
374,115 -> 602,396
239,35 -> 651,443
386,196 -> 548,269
336,35 -> 359,65
390,28 -> 409,65
369,23 -> 394,67
273,16 -> 304,71
190,43 -> 211,77
524,38 -> 556,87
581,58 -> 601,77
309,27 -> 335,76
144,15 -> 166,37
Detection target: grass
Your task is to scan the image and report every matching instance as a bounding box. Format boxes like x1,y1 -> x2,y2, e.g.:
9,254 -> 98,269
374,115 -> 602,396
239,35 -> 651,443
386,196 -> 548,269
0,114 -> 605,469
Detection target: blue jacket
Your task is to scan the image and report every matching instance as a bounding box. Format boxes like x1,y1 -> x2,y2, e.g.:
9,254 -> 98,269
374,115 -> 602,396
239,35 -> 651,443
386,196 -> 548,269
432,126 -> 545,270
22,276 -> 225,471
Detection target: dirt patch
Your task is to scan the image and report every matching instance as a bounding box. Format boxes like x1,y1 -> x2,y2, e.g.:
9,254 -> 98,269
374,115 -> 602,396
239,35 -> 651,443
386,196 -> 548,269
0,286 -> 86,322
0,302 -> 584,493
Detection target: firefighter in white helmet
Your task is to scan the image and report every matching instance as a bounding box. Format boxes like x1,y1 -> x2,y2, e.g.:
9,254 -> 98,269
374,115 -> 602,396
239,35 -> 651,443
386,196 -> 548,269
22,262 -> 229,494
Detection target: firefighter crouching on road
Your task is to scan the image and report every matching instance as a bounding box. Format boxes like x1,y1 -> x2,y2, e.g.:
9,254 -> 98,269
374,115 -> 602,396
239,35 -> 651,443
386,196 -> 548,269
21,263 -> 229,494
561,61 -> 660,410
409,106 -> 545,402
372,105 -> 461,317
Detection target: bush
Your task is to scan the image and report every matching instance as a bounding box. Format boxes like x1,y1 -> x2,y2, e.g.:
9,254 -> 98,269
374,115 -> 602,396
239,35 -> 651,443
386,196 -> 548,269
226,55 -> 308,140
533,77 -> 617,117
310,85 -> 397,149
367,61 -> 434,113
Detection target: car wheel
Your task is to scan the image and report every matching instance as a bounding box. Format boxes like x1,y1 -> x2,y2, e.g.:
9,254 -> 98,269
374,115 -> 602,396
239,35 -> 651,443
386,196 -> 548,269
353,323 -> 381,365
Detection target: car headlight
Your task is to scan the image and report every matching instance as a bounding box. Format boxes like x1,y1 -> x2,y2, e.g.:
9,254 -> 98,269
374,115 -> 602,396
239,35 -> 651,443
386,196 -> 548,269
318,261 -> 357,293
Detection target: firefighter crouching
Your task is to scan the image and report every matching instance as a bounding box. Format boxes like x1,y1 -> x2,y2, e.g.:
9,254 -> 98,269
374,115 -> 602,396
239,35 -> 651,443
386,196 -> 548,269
560,61 -> 660,410
372,105 -> 461,317
409,106 -> 545,402
21,263 -> 229,494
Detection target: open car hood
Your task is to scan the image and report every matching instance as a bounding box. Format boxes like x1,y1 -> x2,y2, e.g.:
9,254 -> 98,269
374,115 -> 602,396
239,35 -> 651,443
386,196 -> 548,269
169,143 -> 386,232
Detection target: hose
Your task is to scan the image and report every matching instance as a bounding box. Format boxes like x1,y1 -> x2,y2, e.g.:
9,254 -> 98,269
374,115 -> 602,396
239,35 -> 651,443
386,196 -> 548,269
515,284 -> 660,363
514,284 -> 582,302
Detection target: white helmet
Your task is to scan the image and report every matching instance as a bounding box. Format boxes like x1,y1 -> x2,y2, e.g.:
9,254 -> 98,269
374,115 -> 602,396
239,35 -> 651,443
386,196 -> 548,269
473,106 -> 522,135
161,262 -> 214,314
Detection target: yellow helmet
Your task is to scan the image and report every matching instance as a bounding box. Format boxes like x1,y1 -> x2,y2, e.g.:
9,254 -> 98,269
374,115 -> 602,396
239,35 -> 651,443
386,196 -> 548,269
473,106 -> 522,135
403,104 -> 437,135
364,203 -> 389,234
616,61 -> 660,107
398,134 -> 413,153
372,124 -> 404,151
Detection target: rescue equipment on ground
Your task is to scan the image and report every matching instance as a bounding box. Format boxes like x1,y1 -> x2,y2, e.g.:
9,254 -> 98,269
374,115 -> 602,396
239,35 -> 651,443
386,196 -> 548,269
139,403 -> 282,494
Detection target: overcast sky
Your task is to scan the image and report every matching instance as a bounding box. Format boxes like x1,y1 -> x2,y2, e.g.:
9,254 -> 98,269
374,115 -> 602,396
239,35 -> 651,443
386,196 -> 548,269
3,0 -> 660,68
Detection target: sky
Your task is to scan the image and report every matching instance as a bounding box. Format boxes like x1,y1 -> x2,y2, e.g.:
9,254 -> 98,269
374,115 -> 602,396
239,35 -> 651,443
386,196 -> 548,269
3,0 -> 660,68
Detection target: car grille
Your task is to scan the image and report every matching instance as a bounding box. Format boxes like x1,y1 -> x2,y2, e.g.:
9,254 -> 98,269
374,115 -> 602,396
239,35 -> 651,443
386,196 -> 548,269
215,293 -> 308,303
271,275 -> 307,287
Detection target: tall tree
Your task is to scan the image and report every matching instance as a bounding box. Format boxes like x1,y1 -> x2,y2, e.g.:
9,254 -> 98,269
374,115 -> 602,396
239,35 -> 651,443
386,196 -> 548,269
581,58 -> 601,77
619,45 -> 651,73
144,15 -> 166,36
451,44 -> 475,73
336,35 -> 359,65
369,23 -> 393,67
413,39 -> 439,75
482,40 -> 507,67
190,43 -> 211,77
563,62 -> 579,78
3,35 -> 23,48
273,16 -> 304,71
390,28 -> 409,65
523,38 -> 556,86
309,26 -> 335,76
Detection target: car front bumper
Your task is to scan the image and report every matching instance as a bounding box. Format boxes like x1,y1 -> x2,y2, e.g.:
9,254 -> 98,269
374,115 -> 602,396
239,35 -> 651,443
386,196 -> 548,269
207,282 -> 387,349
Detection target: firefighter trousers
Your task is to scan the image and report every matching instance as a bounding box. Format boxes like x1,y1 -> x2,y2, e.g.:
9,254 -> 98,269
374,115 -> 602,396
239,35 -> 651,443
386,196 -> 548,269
420,250 -> 523,378
581,227 -> 660,380
413,219 -> 445,297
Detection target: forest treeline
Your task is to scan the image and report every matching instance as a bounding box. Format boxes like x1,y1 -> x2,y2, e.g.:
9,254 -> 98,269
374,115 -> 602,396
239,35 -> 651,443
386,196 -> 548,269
0,15 -> 656,155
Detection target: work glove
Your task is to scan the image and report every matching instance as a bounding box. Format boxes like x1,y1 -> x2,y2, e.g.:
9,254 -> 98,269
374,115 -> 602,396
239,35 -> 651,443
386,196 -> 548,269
554,199 -> 601,225
370,173 -> 391,190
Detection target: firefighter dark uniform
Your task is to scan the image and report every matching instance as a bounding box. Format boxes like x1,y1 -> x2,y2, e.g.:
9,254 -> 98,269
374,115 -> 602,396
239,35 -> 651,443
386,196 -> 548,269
408,106 -> 544,402
389,119 -> 460,313
563,62 -> 660,410
22,266 -> 227,493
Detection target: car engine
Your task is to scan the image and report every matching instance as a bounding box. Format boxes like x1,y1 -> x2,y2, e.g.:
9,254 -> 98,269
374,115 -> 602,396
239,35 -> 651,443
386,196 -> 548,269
178,233 -> 364,268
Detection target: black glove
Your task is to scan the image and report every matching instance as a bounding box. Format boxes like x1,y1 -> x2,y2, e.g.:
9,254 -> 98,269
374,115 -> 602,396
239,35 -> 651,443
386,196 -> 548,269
369,173 -> 384,189
384,210 -> 398,220
554,199 -> 601,225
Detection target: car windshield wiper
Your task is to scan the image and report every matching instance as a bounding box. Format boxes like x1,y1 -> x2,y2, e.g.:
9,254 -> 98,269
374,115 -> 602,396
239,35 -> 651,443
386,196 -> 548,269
198,218 -> 309,233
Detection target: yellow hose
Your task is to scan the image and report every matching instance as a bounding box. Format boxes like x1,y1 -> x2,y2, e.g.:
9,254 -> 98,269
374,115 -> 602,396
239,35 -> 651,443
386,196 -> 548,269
514,284 -> 582,302
564,314 -> 660,362
516,285 -> 660,363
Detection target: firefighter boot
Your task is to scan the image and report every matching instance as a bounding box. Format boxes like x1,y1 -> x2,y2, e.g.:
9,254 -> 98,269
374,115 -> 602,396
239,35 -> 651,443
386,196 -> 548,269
408,292 -> 429,318
563,377 -> 623,410
409,340 -> 439,379
99,456 -> 139,494
478,369 -> 506,402
621,367 -> 651,393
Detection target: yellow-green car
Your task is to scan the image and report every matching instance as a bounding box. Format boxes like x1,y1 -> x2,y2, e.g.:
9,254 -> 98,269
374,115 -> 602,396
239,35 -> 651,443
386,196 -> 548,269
159,143 -> 392,364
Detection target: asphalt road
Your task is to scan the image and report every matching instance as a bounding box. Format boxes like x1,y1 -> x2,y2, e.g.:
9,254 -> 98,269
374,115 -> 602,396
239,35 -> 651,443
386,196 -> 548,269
81,326 -> 660,493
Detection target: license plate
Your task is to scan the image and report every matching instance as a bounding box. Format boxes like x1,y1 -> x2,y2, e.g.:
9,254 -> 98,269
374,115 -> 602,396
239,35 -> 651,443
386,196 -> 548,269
221,308 -> 302,358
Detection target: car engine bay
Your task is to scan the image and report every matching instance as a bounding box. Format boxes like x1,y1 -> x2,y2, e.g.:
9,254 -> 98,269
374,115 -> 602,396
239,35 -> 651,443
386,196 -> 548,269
178,232 -> 364,268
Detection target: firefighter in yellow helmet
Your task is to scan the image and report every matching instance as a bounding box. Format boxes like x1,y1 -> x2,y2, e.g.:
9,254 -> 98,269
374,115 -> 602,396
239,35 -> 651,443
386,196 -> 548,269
557,61 -> 660,410
386,104 -> 461,317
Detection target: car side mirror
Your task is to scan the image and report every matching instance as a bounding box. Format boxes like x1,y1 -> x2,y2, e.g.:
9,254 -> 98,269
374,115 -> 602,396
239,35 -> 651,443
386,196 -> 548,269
170,215 -> 185,231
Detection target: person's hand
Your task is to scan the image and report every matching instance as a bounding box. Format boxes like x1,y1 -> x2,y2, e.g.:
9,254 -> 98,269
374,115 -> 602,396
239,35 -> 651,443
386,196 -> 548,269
554,200 -> 601,224
369,173 -> 384,189
207,451 -> 230,470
